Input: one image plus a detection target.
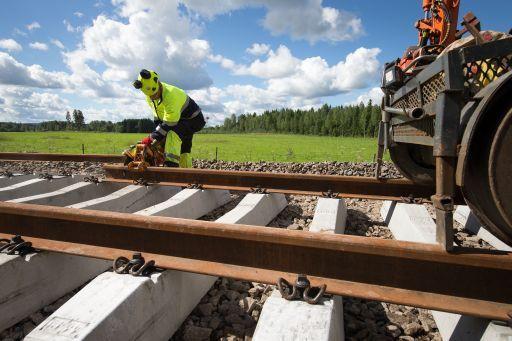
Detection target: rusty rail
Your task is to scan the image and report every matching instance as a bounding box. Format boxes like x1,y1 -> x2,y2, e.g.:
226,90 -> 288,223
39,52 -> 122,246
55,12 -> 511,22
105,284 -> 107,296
0,201 -> 510,321
0,152 -> 123,163
104,165 -> 465,203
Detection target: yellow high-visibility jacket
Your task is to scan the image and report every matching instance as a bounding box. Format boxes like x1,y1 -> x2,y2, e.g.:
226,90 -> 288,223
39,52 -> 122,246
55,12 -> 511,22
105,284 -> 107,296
147,82 -> 201,139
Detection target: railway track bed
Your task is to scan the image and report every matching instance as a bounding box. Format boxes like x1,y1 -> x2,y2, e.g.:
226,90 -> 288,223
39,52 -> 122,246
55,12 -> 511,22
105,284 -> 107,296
0,157 -> 510,341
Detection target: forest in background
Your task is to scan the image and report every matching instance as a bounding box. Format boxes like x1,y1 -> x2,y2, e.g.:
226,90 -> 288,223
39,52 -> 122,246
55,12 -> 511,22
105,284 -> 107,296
0,101 -> 381,137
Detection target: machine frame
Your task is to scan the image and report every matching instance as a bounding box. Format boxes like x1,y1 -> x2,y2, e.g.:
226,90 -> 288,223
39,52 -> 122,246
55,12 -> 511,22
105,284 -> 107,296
377,37 -> 512,250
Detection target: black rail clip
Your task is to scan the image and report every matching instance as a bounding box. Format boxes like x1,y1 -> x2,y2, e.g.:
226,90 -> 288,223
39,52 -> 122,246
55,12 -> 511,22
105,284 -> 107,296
401,194 -> 423,205
133,178 -> 151,187
277,274 -> 327,305
84,176 -> 101,184
38,173 -> 54,180
322,190 -> 339,198
250,186 -> 268,194
187,183 -> 203,190
113,252 -> 158,277
0,235 -> 35,256
0,171 -> 14,178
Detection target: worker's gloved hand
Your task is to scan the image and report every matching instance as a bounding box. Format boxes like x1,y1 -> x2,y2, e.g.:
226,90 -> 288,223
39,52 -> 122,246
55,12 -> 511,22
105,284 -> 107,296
141,136 -> 153,146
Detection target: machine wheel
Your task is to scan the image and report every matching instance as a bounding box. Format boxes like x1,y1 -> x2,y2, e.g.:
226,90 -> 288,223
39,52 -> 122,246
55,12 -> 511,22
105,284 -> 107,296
389,143 -> 435,185
489,107 -> 512,228
461,91 -> 512,244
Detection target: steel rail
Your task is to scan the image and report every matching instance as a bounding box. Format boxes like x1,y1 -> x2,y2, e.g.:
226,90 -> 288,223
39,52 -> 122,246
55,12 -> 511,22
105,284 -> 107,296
0,152 -> 124,163
0,201 -> 510,320
104,165 -> 465,203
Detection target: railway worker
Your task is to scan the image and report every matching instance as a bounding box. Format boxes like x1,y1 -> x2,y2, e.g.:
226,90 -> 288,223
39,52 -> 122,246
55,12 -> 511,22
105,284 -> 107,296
132,69 -> 206,168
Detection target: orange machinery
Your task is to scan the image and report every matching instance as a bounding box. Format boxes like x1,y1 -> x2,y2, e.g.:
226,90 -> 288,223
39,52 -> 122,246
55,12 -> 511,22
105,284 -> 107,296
397,0 -> 460,75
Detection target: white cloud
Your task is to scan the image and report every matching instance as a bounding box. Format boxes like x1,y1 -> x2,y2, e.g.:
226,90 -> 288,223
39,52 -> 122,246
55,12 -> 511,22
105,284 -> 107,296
63,19 -> 83,33
74,11 -> 84,18
27,22 -> 41,31
0,39 -> 22,52
267,47 -> 381,98
0,52 -> 69,88
51,39 -> 65,49
181,0 -> 363,43
0,87 -> 69,122
233,45 -> 299,78
353,87 -> 383,105
188,83 -> 323,125
29,42 -> 49,51
189,86 -> 226,113
246,43 -> 270,56
13,28 -> 27,37
213,45 -> 381,98
65,0 -> 213,93
209,54 -> 237,70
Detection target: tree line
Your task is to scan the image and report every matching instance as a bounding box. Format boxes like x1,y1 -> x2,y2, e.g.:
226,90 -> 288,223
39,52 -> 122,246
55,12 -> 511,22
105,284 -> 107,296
0,118 -> 156,133
0,101 -> 381,137
205,101 -> 381,137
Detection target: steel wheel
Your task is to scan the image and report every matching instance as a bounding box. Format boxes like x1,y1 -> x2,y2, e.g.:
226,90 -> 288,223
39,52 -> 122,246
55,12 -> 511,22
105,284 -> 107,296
389,143 -> 435,185
462,93 -> 512,244
489,107 -> 512,228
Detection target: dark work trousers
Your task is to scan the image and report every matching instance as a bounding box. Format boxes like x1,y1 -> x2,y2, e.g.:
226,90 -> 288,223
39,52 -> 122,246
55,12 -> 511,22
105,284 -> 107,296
171,111 -> 206,154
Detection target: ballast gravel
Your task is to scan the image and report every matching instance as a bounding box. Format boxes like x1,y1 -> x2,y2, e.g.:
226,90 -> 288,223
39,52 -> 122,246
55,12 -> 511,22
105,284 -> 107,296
0,159 -> 497,341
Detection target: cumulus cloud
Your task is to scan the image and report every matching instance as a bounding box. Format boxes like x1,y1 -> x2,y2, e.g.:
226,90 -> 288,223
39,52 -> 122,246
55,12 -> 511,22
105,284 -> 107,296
74,11 -> 84,18
233,45 -> 299,78
0,87 -> 70,122
26,22 -> 41,31
213,45 -> 381,98
353,87 -> 383,105
181,0 -> 363,43
189,86 -> 226,113
0,52 -> 69,88
195,45 -> 381,123
65,0 -> 213,93
188,83 -> 323,125
0,39 -> 22,52
211,45 -> 299,79
51,39 -> 65,49
268,47 -> 380,98
29,42 -> 49,51
246,43 -> 270,56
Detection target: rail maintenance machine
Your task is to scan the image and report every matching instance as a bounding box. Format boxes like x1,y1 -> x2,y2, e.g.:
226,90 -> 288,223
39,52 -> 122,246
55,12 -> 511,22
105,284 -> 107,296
375,0 -> 512,250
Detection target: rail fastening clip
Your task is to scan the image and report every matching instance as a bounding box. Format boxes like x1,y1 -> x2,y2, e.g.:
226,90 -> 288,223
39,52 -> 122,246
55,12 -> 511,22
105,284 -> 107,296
277,274 -> 327,305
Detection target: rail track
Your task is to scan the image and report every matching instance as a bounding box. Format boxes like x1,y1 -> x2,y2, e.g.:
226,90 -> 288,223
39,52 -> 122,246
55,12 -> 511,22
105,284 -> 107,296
0,153 -> 511,339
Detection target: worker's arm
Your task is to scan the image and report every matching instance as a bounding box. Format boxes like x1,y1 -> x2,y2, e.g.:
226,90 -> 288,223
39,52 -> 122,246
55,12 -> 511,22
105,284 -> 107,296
150,91 -> 184,141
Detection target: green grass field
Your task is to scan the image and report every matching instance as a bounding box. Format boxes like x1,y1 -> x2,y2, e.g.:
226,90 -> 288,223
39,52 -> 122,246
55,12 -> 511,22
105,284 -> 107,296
0,132 -> 385,162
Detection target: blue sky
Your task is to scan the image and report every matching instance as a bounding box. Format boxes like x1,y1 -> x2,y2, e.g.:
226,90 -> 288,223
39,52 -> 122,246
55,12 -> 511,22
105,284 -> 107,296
0,0 -> 510,124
